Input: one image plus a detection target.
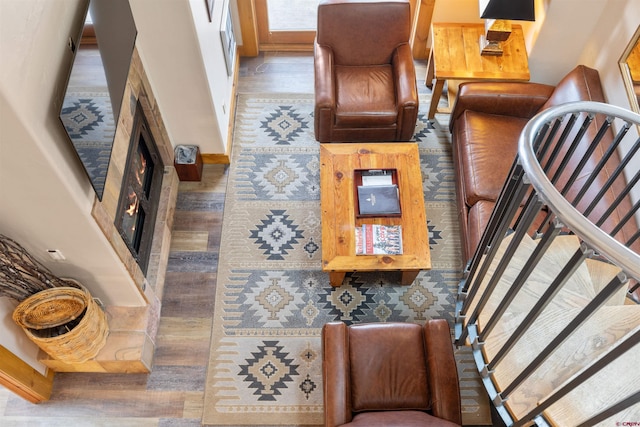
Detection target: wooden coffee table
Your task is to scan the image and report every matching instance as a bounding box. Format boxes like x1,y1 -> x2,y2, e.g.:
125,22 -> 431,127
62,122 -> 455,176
320,143 -> 431,287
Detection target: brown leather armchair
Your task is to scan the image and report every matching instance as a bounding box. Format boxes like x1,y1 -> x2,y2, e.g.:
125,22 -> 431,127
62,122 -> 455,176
314,0 -> 419,143
322,320 -> 462,427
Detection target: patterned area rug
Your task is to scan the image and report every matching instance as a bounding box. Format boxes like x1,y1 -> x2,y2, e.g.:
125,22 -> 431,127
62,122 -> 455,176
60,88 -> 115,196
202,94 -> 492,426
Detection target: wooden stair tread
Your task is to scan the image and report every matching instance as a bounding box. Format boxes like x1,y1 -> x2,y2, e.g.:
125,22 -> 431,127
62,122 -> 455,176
484,306 -> 640,419
541,338 -> 640,426
475,234 -> 624,330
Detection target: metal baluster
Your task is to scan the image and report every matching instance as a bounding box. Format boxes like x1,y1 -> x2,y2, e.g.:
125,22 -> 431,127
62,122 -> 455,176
559,117 -> 612,195
460,160 -> 524,292
456,174 -> 530,345
535,118 -> 563,160
499,272 -> 628,399
533,115 -> 584,234
583,137 -> 640,217
465,193 -> 544,340
570,123 -> 631,207
575,390 -> 640,427
626,229 -> 640,247
515,328 -> 640,426
487,244 -> 590,370
461,122 -> 551,295
456,122 -> 554,343
541,113 -> 578,174
479,217 -> 562,343
595,169 -> 640,227
547,113 -> 594,186
513,119 -> 559,234
609,198 -> 640,238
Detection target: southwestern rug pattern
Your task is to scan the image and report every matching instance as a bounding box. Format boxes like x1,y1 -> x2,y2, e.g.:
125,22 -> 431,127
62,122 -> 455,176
203,94 -> 491,426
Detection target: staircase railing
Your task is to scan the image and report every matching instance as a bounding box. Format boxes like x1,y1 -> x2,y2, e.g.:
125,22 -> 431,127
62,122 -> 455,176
455,101 -> 640,426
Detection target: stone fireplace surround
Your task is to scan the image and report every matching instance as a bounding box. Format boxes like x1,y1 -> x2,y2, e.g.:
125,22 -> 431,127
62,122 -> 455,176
39,47 -> 179,373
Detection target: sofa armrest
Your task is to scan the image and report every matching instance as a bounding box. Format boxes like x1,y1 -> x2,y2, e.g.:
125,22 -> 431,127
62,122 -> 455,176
314,41 -> 335,142
393,43 -> 419,140
322,322 -> 352,427
424,319 -> 462,425
449,81 -> 555,132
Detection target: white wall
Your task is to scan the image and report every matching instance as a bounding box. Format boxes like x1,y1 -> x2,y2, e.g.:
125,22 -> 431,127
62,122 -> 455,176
129,0 -> 234,155
433,0 -> 482,23
0,0 -> 144,307
576,0 -> 640,206
0,0 -> 145,375
0,0 -> 237,374
528,0 -> 608,84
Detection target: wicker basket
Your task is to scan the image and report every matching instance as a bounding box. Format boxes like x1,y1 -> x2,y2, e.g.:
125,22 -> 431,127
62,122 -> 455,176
12,285 -> 109,364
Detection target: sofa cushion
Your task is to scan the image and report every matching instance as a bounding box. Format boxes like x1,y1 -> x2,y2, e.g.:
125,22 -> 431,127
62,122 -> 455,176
343,410 -> 461,427
455,111 -> 529,206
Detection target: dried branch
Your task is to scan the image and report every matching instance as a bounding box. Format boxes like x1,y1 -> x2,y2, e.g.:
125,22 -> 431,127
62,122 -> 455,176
0,234 -> 77,301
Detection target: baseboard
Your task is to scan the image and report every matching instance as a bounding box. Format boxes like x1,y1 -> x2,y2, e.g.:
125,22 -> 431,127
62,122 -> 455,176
0,345 -> 54,403
202,153 -> 231,164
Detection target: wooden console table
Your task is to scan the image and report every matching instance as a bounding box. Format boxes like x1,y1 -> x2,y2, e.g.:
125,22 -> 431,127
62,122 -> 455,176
320,143 -> 431,287
426,22 -> 530,119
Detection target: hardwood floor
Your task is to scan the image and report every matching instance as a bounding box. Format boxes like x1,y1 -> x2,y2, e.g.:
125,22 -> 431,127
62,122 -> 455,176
0,52 -> 431,426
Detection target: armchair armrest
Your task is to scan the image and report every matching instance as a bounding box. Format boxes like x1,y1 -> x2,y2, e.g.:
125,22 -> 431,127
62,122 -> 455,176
314,41 -> 335,142
322,322 -> 351,427
449,81 -> 555,132
424,319 -> 462,425
314,42 -> 335,110
393,43 -> 418,109
393,43 -> 419,140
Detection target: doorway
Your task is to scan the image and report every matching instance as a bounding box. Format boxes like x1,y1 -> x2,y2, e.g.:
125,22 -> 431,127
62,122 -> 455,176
255,0 -> 319,51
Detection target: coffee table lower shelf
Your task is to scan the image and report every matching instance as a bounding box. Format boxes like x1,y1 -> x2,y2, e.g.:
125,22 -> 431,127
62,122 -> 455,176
327,269 -> 422,287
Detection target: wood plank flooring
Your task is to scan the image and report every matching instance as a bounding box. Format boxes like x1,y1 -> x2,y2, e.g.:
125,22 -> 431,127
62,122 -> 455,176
0,52 -> 430,426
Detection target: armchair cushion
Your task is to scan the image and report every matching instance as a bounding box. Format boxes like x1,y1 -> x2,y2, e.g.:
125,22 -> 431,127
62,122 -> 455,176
335,65 -> 397,128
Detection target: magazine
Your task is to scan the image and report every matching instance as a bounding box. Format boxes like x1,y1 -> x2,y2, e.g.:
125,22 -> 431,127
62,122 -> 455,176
355,224 -> 403,255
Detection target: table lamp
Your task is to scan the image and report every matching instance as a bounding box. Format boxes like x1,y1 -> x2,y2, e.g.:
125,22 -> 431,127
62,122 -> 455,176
479,0 -> 535,56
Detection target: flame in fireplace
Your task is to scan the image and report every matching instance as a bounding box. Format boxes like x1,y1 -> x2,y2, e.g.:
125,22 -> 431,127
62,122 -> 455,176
135,150 -> 147,187
125,190 -> 139,220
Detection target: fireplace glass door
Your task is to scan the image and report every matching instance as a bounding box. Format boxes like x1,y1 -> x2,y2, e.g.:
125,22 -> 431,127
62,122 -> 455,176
116,103 -> 163,275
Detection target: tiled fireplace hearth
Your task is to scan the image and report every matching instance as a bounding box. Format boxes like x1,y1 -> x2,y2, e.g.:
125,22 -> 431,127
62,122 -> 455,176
39,47 -> 179,373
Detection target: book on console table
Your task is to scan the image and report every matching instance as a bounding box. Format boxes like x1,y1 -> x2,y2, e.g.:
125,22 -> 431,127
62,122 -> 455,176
355,224 -> 403,255
355,169 -> 401,217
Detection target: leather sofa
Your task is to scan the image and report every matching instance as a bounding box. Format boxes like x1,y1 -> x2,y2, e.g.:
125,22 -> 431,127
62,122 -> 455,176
449,65 -> 640,267
322,320 -> 462,427
314,0 -> 418,142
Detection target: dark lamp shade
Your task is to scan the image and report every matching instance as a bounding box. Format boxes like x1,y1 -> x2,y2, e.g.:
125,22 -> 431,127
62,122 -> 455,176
479,0 -> 535,21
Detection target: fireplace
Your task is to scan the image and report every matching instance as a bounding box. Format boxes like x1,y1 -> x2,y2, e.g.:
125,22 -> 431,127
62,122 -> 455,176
115,102 -> 164,275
